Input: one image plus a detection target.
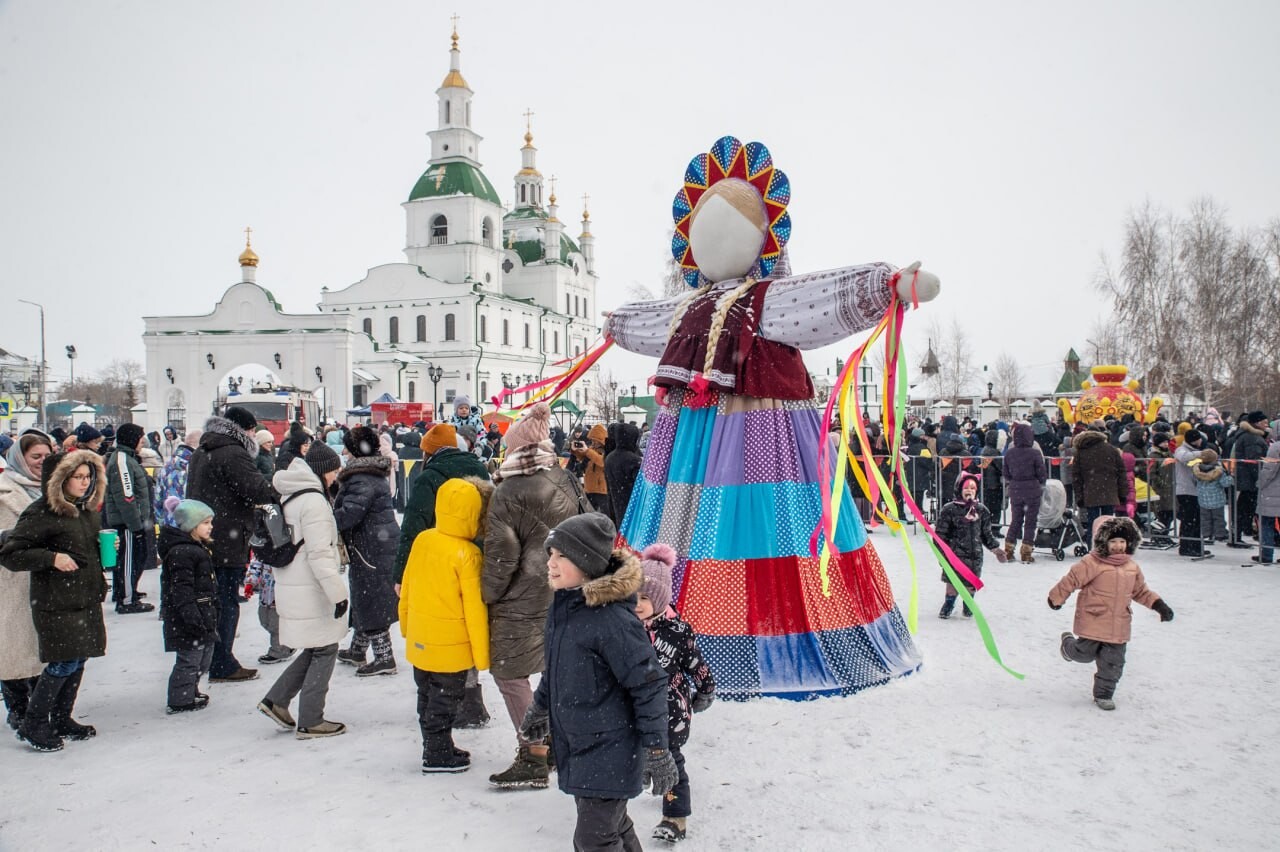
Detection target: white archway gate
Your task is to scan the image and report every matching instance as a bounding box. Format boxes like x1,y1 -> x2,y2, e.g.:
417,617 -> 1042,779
143,281 -> 362,433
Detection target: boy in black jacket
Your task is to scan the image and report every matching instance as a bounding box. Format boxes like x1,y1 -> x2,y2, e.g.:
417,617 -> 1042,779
518,513 -> 676,851
160,498 -> 219,714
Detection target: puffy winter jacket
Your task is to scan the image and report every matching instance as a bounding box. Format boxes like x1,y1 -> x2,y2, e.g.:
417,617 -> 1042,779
572,424 -> 609,497
1255,442 -> 1280,517
1230,422 -> 1269,492
1072,431 -> 1127,508
333,456 -> 400,631
393,448 -> 490,583
646,608 -> 715,749
533,553 -> 669,799
186,417 -> 277,570
153,444 -> 194,527
0,463 -> 50,680
934,498 -> 998,583
1193,464 -> 1233,510
103,445 -> 154,533
604,423 -> 642,526
1003,423 -> 1047,502
158,525 -> 218,652
399,477 -> 491,673
272,459 -> 349,650
1048,553 -> 1161,644
483,464 -> 582,679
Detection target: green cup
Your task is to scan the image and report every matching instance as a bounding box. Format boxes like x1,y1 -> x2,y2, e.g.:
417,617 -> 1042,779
99,529 -> 118,569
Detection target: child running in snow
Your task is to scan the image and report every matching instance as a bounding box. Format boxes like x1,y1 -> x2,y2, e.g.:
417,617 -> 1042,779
1049,515 -> 1174,711
934,472 -> 1006,619
399,477 -> 491,773
518,513 -> 676,851
634,543 -> 717,844
159,498 -> 219,714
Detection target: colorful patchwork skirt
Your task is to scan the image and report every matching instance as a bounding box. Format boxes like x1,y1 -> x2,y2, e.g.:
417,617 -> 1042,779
619,389 -> 921,700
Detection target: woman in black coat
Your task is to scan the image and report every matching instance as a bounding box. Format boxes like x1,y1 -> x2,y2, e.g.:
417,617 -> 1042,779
0,450 -> 108,751
332,427 -> 401,676
604,422 -> 643,527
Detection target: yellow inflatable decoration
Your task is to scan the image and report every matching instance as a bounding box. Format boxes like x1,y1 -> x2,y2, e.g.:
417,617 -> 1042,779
1056,365 -> 1163,425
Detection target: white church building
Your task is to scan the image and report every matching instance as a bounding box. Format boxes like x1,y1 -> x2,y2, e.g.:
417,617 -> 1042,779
142,26 -> 600,431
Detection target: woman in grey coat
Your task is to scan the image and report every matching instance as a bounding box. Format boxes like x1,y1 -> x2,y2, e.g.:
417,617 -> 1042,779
1253,440 -> 1280,563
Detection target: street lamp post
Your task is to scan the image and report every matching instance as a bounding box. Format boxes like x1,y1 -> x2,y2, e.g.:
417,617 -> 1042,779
987,381 -> 994,402
428,363 -> 444,420
18,299 -> 46,428
66,344 -> 77,386
609,380 -> 618,422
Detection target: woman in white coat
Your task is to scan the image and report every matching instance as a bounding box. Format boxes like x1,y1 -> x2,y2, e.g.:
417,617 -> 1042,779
0,431 -> 56,730
256,443 -> 350,739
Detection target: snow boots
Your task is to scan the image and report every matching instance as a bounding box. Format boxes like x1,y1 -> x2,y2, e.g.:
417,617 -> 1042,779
295,720 -> 346,739
1060,632 -> 1075,662
2,676 -> 38,731
356,631 -> 397,677
422,735 -> 471,773
453,683 -> 490,729
1094,697 -> 1116,711
337,633 -> 369,666
938,596 -> 957,619
51,669 -> 96,740
1020,543 -> 1035,564
257,698 -> 296,730
1003,541 -> 1016,562
488,744 -> 550,789
16,672 -> 69,753
653,818 -> 688,843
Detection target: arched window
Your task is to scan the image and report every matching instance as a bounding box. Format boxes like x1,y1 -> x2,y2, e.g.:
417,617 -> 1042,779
389,316 -> 399,344
362,317 -> 372,336
502,319 -> 510,345
482,217 -> 493,248
480,380 -> 487,401
444,313 -> 456,341
466,103 -> 471,127
553,330 -> 560,353
582,297 -> 588,318
408,381 -> 416,402
444,101 -> 451,124
479,315 -> 487,342
520,185 -> 527,203
416,314 -> 427,342
574,295 -> 579,316
431,215 -> 448,245
524,323 -> 531,349
565,294 -> 570,314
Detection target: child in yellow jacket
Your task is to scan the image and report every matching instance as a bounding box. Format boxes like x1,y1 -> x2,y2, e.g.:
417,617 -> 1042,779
400,477 -> 491,773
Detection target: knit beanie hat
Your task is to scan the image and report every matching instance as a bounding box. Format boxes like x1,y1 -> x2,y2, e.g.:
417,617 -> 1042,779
1183,429 -> 1204,446
421,423 -> 457,457
169,498 -> 214,533
223,406 -> 258,431
116,423 -> 145,452
101,425 -> 115,440
344,425 -> 380,458
1198,449 -> 1219,466
504,402 -> 551,453
457,424 -> 479,446
1246,410 -> 1269,426
454,394 -> 472,409
255,429 -> 275,447
638,543 -> 677,613
305,441 -> 341,479
74,422 -> 102,444
544,512 -> 617,579
1152,432 -> 1170,447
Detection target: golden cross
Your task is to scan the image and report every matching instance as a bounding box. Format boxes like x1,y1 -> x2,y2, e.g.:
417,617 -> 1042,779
549,175 -> 557,199
523,107 -> 534,133
244,225 -> 252,246
433,166 -> 447,190
450,13 -> 459,33
581,193 -> 590,215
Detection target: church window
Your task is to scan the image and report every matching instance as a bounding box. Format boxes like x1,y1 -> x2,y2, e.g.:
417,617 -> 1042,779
520,185 -> 526,203
479,315 -> 487,342
574,295 -> 579,316
541,329 -> 546,350
480,380 -> 487,401
408,381 -> 416,402
554,330 -> 560,353
524,323 -> 531,349
362,318 -> 373,337
416,314 -> 427,342
431,215 -> 448,245
502,319 -> 510,346
466,103 -> 471,127
565,294 -> 570,314
482,217 -> 493,247
445,101 -> 451,124
444,313 -> 456,341
389,316 -> 400,344
502,258 -> 514,273
582,297 -> 588,318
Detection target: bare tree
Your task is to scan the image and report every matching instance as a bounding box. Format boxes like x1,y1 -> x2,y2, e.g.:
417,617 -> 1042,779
57,358 -> 147,424
926,317 -> 978,403
989,352 -> 1026,408
588,369 -> 619,422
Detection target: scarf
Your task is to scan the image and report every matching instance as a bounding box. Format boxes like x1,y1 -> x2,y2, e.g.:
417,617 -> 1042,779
493,440 -> 558,483
4,443 -> 43,499
1098,553 -> 1131,566
952,495 -> 980,522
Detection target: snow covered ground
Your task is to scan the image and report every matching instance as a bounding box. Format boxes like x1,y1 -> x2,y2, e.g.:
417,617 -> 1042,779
2,534 -> 1278,851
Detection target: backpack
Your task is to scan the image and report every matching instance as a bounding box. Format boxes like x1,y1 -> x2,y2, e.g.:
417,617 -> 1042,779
249,488 -> 323,567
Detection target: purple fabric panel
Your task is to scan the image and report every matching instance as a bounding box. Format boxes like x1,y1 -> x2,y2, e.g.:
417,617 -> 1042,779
790,409 -> 824,484
702,411 -> 747,487
742,408 -> 801,485
641,409 -> 679,483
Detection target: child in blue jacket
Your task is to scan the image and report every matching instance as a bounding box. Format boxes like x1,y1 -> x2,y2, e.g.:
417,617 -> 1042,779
518,513 -> 676,851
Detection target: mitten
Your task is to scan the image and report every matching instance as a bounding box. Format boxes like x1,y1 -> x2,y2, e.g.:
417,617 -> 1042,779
1152,599 -> 1174,622
1047,596 -> 1062,611
992,548 -> 1009,564
243,581 -> 254,599
334,600 -> 349,619
518,704 -> 550,742
691,690 -> 715,714
645,748 -> 679,796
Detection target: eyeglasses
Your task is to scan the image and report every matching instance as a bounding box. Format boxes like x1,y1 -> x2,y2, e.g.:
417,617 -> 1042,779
68,474 -> 92,482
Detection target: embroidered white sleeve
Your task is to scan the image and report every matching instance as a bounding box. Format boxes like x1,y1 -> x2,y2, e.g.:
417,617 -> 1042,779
758,263 -> 896,349
604,294 -> 687,358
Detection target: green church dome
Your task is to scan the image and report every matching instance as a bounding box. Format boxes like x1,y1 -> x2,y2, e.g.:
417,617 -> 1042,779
503,221 -> 581,265
409,161 -> 501,205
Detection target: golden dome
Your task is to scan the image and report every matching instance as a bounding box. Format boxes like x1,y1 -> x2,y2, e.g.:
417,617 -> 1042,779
441,68 -> 469,89
239,227 -> 259,267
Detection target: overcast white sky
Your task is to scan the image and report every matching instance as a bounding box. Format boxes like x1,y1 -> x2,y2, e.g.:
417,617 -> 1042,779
3,0 -> 1278,400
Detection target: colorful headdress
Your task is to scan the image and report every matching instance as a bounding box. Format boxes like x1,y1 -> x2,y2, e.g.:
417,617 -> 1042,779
671,136 -> 791,287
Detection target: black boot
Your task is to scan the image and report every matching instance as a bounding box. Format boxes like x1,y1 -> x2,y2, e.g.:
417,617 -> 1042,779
453,683 -> 491,729
51,668 -> 96,740
938,596 -> 956,619
422,734 -> 470,773
2,677 -> 38,731
17,672 -> 68,753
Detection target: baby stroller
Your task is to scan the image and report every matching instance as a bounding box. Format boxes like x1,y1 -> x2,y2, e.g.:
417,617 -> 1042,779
1033,479 -> 1090,561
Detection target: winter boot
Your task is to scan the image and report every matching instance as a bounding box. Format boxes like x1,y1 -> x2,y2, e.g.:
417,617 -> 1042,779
337,633 -> 369,666
453,683 -> 491,729
1003,541 -> 1016,562
1019,543 -> 1035,564
422,735 -> 471,773
1094,697 -> 1116,711
938,595 -> 956,619
653,818 -> 688,843
295,720 -> 347,739
51,668 -> 96,740
357,631 -> 397,677
1059,632 -> 1075,662
257,698 -> 296,730
488,744 -> 550,789
961,601 -> 973,618
2,677 -> 38,731
16,672 -> 68,753
166,696 -> 210,715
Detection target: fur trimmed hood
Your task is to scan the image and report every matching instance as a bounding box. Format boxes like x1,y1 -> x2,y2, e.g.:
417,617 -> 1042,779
1073,430 -> 1109,451
45,449 -> 106,517
581,550 -> 643,607
1192,463 -> 1224,482
336,454 -> 393,482
202,415 -> 258,456
1092,515 -> 1141,556
1240,420 -> 1268,438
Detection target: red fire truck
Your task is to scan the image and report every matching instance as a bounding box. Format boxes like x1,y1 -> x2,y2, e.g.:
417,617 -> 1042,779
223,385 -> 321,443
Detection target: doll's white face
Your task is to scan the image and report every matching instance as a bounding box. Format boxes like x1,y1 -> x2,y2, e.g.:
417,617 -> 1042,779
688,181 -> 766,283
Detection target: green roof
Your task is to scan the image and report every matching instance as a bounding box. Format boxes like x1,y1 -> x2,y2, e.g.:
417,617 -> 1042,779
408,161 -> 501,204
505,227 -> 582,265
503,206 -> 544,221
1055,368 -> 1088,395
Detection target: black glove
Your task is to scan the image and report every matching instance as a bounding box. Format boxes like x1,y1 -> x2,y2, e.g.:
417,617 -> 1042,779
1152,599 -> 1174,622
691,690 -> 715,714
1047,596 -> 1062,611
334,600 -> 348,619
643,748 -> 678,796
519,704 -> 550,742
